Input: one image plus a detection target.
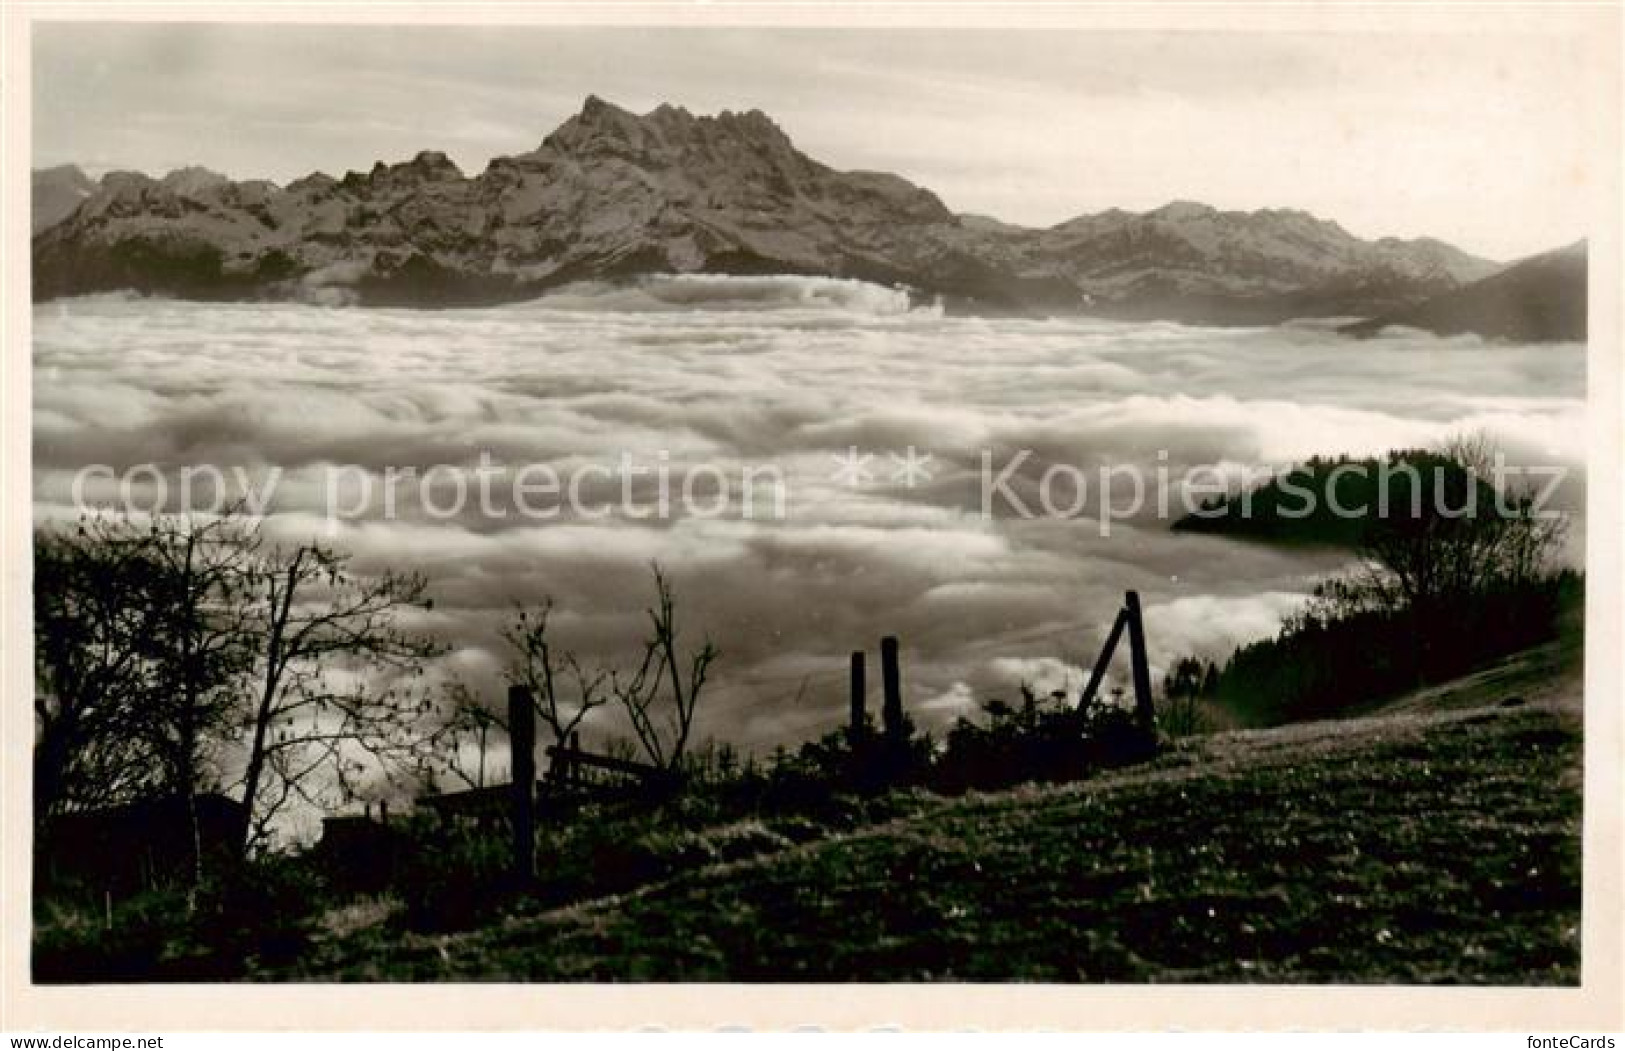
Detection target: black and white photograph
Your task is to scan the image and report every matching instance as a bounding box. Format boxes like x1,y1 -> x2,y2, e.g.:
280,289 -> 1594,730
5,1 -> 1622,1031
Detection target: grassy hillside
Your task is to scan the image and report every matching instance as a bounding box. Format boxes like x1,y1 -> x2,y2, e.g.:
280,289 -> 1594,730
277,638 -> 1582,983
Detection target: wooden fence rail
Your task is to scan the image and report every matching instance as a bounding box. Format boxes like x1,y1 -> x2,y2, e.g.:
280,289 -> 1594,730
545,743 -> 666,784
496,596 -> 1156,875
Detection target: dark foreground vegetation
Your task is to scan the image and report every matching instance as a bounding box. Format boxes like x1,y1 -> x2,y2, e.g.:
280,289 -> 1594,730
33,435 -> 1582,982
273,636 -> 1579,981
33,694 -> 1158,980
293,679 -> 1580,982
1172,437 -> 1575,726
35,637 -> 1581,983
31,511 -> 1157,982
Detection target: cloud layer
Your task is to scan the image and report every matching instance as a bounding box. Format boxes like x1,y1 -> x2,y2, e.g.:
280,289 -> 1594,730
33,280 -> 1589,752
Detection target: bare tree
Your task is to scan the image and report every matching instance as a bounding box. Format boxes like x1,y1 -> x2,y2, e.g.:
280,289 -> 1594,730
36,509 -> 445,858
1336,433 -> 1567,619
431,680 -> 507,791
1299,433 -> 1570,686
612,565 -> 719,774
502,598 -> 612,750
142,513 -> 265,823
234,539 -> 441,852
35,518 -> 177,821
35,510 -> 264,895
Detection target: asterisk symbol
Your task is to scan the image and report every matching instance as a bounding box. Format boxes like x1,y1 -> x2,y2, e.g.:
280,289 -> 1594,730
888,446 -> 935,488
830,446 -> 875,487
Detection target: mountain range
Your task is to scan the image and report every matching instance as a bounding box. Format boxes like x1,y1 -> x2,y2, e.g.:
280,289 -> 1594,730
1340,241 -> 1586,342
29,96 -> 1582,335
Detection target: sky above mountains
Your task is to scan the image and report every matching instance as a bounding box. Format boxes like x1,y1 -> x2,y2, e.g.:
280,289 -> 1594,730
33,23 -> 1596,260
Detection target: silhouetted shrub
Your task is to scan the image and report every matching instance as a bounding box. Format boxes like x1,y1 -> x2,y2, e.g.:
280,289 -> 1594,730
930,687 -> 1157,795
1206,571 -> 1579,725
395,829 -> 516,933
33,887 -> 186,983
34,853 -> 328,981
187,855 -> 325,972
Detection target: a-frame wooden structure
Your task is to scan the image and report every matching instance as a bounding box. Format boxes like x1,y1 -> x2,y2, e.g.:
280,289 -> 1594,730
1078,590 -> 1156,733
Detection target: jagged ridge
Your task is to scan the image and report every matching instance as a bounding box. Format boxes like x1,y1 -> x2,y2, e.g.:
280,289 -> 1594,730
33,96 -> 1499,321
1341,241 -> 1586,343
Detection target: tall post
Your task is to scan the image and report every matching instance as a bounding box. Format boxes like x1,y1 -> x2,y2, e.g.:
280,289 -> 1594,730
1124,591 -> 1156,733
1078,606 -> 1131,711
849,651 -> 867,742
508,685 -> 536,882
880,635 -> 904,747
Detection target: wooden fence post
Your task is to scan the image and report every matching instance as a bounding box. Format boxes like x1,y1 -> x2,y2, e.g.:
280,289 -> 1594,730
508,685 -> 536,882
1079,605 -> 1131,711
880,635 -> 904,747
1124,591 -> 1156,733
849,651 -> 867,742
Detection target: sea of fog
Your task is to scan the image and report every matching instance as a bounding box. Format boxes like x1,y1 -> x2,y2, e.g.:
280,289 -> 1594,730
33,275 -> 1588,755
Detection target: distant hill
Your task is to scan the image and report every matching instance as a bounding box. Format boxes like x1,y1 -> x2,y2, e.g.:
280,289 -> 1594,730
1171,449 -> 1489,548
31,164 -> 97,235
33,96 -> 1497,320
1005,203 -> 1497,325
1341,241 -> 1586,343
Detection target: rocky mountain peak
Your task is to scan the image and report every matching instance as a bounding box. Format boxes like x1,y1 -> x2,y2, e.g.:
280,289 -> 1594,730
578,93 -> 621,120
159,166 -> 232,198
410,149 -> 461,173
715,107 -> 781,134
99,170 -> 158,197
31,164 -> 99,234
1343,239 -> 1584,342
1147,200 -> 1218,222
32,96 -> 1510,323
397,150 -> 463,181
35,163 -> 93,187
647,102 -> 694,125
555,94 -> 647,143
536,96 -> 799,162
344,151 -> 463,192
